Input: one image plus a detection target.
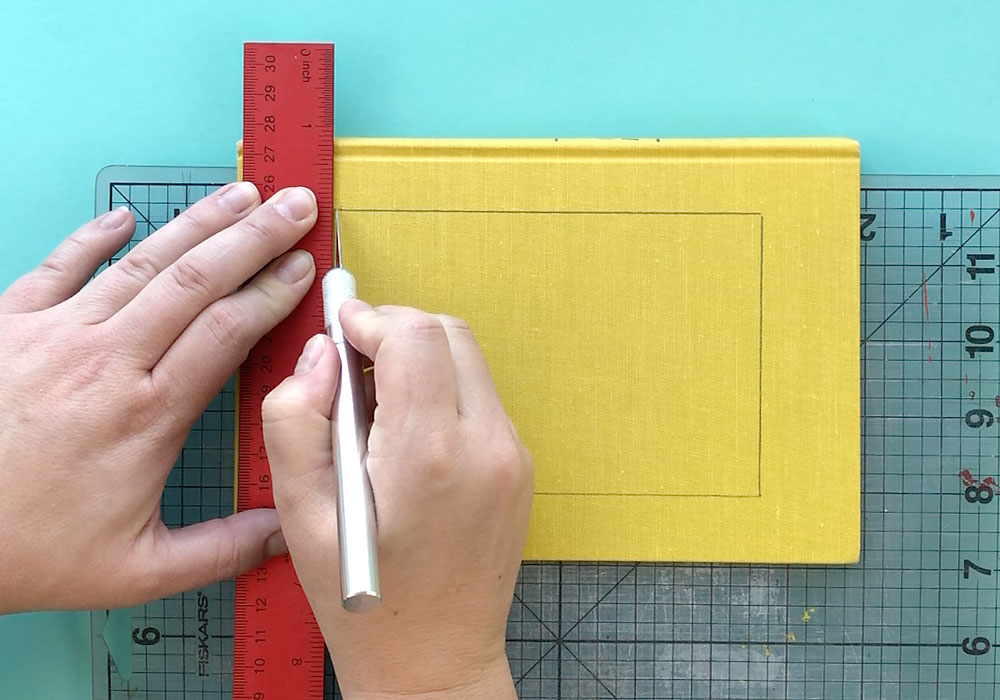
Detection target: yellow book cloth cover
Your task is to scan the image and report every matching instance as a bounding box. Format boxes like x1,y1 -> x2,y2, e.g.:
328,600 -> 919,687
248,137 -> 861,564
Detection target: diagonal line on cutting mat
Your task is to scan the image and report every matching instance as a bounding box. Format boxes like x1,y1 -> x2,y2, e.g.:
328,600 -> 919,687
861,205 -> 1000,344
512,641 -> 559,686
560,642 -> 620,699
512,591 -> 560,640
111,184 -> 161,234
560,566 -> 637,640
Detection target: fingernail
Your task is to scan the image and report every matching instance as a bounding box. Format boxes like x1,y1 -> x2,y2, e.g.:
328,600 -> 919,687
100,206 -> 130,230
264,530 -> 287,559
275,249 -> 314,284
273,187 -> 317,221
217,181 -> 260,213
295,334 -> 325,375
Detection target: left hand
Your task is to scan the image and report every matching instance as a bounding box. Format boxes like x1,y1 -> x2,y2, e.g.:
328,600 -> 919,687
0,183 -> 317,612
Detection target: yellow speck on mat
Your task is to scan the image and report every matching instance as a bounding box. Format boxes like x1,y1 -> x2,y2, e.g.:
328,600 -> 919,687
267,137 -> 859,564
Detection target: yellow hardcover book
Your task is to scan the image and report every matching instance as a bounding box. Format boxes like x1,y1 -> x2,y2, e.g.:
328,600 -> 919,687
258,137 -> 860,564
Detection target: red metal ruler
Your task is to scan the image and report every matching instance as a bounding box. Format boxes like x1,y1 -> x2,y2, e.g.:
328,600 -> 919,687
235,41 -> 334,700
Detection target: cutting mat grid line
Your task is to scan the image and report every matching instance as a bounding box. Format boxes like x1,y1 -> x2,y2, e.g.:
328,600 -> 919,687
92,171 -> 1000,699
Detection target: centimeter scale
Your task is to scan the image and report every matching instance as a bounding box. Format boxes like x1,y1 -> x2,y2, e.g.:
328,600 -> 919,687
234,42 -> 334,700
89,171 -> 999,699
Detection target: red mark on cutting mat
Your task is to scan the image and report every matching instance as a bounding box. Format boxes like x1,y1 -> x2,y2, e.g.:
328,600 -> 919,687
971,209 -> 976,224
960,469 -> 997,491
921,273 -> 929,320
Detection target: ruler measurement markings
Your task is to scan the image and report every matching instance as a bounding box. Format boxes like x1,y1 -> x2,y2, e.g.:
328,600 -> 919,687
235,42 -> 333,700
860,186 -> 995,695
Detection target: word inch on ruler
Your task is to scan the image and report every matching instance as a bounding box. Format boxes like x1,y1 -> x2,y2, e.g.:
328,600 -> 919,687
235,41 -> 334,700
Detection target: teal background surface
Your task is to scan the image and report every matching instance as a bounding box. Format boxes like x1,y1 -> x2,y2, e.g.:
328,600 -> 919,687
1,1 -> 998,697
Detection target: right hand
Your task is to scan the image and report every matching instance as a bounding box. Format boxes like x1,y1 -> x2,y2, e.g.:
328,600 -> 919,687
261,301 -> 533,700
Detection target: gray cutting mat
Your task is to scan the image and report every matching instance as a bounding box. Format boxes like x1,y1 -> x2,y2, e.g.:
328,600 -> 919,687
90,168 -> 1000,699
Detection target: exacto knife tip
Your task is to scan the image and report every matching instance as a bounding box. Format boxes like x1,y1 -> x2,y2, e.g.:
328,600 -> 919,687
334,209 -> 342,268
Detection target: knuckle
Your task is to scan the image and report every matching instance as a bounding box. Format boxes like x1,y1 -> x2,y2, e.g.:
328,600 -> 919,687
436,314 -> 473,334
113,248 -> 161,285
202,303 -> 249,349
463,417 -> 531,498
249,274 -> 288,309
37,251 -> 74,277
177,199 -> 219,232
215,521 -> 247,581
396,313 -> 447,342
169,257 -> 216,298
62,229 -> 91,253
129,372 -> 169,431
486,433 -> 529,492
240,213 -> 283,249
261,391 -> 309,426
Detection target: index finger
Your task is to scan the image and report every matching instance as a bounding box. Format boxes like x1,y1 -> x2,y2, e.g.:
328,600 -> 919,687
339,300 -> 458,432
361,305 -> 505,420
110,186 -> 317,364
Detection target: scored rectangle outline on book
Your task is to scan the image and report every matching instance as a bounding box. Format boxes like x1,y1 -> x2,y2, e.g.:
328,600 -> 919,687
340,208 -> 764,499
